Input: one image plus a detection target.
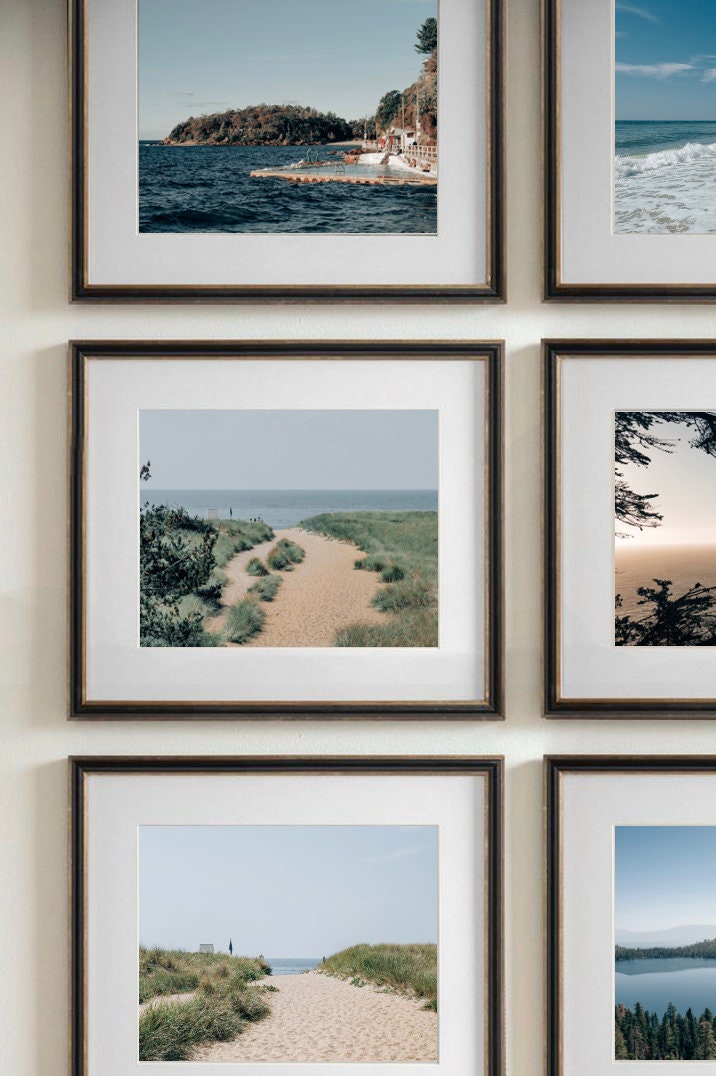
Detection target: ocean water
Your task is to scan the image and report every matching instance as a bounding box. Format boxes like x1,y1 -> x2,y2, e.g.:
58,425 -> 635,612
615,121 -> 716,233
139,142 -> 437,234
616,958 -> 716,1015
141,488 -> 439,530
615,543 -> 716,620
265,957 -> 322,976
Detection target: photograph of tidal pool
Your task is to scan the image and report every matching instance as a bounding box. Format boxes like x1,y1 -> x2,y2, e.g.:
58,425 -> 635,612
615,826 -> 716,1060
138,825 -> 438,1062
139,408 -> 438,649
138,0 -> 438,234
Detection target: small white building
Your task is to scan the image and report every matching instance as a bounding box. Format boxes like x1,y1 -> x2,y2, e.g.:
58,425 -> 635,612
199,943 -> 214,954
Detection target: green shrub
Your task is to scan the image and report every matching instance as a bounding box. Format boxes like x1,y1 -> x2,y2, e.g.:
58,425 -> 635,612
225,600 -> 265,643
380,563 -> 406,583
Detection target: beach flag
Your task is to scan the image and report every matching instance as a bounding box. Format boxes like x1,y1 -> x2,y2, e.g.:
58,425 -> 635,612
229,938 -> 233,955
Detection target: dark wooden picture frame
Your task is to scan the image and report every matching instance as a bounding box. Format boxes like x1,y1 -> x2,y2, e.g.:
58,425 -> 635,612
70,0 -> 505,302
546,755 -> 716,1075
71,754 -> 504,1076
70,339 -> 504,719
543,0 -> 716,302
544,338 -> 716,718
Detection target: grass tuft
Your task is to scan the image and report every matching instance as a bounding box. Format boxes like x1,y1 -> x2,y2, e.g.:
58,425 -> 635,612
267,538 -> 305,572
246,557 -> 269,577
224,600 -> 265,643
248,574 -> 283,602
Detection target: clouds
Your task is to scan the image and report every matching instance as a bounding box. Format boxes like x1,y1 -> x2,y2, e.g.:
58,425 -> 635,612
616,3 -> 661,25
616,62 -> 693,78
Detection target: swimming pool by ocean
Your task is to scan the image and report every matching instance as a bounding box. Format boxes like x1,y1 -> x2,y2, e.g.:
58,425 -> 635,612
615,120 -> 716,233
140,489 -> 439,530
139,142 -> 437,234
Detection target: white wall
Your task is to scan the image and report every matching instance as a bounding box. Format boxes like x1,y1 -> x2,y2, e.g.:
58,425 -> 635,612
4,0 -> 716,1073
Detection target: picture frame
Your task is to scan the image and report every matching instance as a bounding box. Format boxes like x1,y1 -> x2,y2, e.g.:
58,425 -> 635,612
70,0 -> 505,302
546,755 -> 716,1074
71,754 -> 504,1076
70,339 -> 503,719
544,339 -> 716,718
544,0 -> 716,300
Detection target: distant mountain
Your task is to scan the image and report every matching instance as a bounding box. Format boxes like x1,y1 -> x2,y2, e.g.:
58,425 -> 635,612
616,926 -> 716,948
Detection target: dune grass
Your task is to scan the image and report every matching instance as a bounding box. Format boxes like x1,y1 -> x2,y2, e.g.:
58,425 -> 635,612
225,599 -> 265,643
266,537 -> 305,572
138,949 -> 271,1060
246,557 -> 269,577
212,519 -> 274,569
300,512 -> 438,647
318,943 -> 437,1011
248,574 -> 283,602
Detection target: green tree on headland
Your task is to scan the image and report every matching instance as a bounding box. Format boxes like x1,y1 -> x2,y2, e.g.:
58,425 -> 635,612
375,90 -> 403,130
415,17 -> 437,54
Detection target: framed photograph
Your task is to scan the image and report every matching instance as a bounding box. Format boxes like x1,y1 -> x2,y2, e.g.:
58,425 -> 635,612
71,0 -> 504,301
71,755 -> 503,1075
544,339 -> 716,717
70,340 -> 503,719
545,0 -> 716,299
546,755 -> 716,1074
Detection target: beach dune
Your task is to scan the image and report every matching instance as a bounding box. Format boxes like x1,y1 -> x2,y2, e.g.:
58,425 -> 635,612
615,543 -> 716,618
191,970 -> 438,1063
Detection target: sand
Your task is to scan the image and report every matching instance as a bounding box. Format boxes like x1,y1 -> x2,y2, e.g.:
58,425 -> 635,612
191,972 -> 438,1063
208,527 -> 385,647
615,543 -> 716,617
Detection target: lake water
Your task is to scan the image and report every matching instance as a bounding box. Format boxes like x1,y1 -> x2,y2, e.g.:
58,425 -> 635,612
141,488 -> 438,530
615,120 -> 716,233
265,957 -> 322,976
139,142 -> 437,234
615,958 -> 716,1015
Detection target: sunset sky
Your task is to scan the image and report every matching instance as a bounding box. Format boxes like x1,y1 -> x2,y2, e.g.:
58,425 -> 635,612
616,412 -> 716,546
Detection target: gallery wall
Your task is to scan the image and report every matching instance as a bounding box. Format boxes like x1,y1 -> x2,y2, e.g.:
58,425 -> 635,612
4,0 -> 716,1072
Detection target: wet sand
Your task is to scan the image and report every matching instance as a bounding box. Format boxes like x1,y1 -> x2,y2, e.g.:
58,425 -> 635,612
209,527 -> 384,647
191,971 -> 438,1063
615,543 -> 716,617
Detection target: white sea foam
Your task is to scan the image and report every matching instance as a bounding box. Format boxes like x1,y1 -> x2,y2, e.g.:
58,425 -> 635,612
615,141 -> 716,233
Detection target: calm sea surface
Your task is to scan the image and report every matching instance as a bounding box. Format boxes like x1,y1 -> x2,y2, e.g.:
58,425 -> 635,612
265,957 -> 322,976
141,489 -> 439,530
139,142 -> 437,234
615,120 -> 716,233
616,957 -> 716,1015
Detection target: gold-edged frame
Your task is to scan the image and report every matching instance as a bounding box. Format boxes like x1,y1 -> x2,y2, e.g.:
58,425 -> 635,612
71,754 -> 505,1076
70,339 -> 504,719
543,0 -> 716,302
70,0 -> 505,302
546,755 -> 716,1075
545,339 -> 716,717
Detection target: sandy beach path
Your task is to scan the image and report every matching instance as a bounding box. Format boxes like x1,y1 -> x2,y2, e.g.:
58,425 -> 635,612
192,972 -> 438,1063
210,527 -> 384,647
139,991 -> 195,1015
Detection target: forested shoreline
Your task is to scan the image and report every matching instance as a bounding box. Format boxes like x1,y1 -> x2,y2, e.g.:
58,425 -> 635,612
616,938 -> 716,960
616,1002 -> 716,1060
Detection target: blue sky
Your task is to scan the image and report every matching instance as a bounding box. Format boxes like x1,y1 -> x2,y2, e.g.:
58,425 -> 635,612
616,826 -> 716,931
140,409 -> 438,490
139,0 -> 438,140
616,2 -> 716,119
139,825 -> 438,954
